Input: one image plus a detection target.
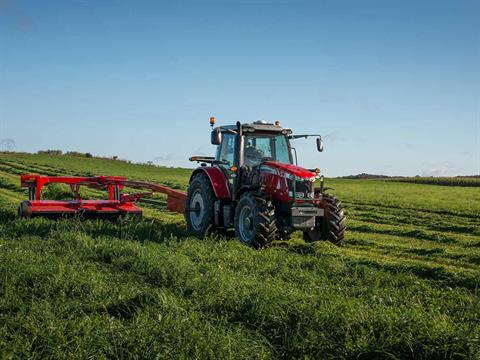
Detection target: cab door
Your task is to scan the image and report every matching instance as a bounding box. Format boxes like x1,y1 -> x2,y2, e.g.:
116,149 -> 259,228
215,133 -> 236,186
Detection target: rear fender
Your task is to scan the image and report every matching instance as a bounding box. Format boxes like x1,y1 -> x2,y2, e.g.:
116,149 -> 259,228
190,166 -> 231,200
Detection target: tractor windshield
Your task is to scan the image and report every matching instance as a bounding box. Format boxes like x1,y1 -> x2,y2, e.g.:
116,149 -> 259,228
244,134 -> 292,167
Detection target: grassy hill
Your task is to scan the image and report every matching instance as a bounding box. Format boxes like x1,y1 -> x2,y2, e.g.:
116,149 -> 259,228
0,153 -> 479,359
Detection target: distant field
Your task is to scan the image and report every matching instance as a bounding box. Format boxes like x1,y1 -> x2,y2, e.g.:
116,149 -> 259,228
0,153 -> 479,359
388,177 -> 480,187
341,175 -> 480,187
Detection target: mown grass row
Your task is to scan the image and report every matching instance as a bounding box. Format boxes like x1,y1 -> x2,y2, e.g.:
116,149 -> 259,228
347,206 -> 480,236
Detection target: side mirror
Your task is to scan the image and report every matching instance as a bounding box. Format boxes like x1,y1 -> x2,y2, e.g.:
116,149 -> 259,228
316,137 -> 324,152
211,128 -> 222,145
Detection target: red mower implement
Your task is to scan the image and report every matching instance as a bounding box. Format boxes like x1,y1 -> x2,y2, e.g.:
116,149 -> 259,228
18,174 -> 186,219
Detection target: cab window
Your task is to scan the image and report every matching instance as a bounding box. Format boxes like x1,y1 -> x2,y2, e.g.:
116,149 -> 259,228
275,135 -> 291,164
244,135 -> 292,167
216,133 -> 235,167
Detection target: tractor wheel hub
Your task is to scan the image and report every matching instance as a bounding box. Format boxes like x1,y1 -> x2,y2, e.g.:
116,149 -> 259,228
189,191 -> 205,230
238,205 -> 254,243
244,217 -> 252,230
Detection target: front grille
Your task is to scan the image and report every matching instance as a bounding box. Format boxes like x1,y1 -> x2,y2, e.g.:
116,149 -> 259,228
287,179 -> 314,199
295,180 -> 310,193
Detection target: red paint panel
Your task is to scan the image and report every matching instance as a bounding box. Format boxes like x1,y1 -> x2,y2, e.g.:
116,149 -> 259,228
24,200 -> 142,217
260,172 -> 290,202
262,161 -> 316,179
167,193 -> 187,213
192,166 -> 231,200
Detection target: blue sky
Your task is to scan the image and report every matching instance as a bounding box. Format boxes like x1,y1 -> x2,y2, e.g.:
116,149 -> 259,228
0,0 -> 478,176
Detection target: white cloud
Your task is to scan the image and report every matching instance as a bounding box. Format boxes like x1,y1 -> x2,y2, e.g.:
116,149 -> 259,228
421,162 -> 457,177
154,153 -> 175,163
0,138 -> 15,151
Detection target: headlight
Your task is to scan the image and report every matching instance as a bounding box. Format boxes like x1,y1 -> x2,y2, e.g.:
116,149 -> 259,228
285,173 -> 316,182
286,176 -> 315,199
285,173 -> 315,182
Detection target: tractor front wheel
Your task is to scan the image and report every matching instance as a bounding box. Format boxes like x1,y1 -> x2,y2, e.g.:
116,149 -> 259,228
304,194 -> 346,246
185,174 -> 215,237
235,192 -> 277,248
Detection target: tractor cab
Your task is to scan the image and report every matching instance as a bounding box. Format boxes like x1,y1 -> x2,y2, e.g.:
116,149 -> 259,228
213,121 -> 294,180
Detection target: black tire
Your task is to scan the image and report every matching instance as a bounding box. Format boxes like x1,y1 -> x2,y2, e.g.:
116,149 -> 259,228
235,192 -> 277,248
18,201 -> 30,218
304,194 -> 346,246
185,173 -> 216,237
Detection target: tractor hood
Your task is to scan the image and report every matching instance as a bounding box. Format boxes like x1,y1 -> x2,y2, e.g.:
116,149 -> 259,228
262,161 -> 316,180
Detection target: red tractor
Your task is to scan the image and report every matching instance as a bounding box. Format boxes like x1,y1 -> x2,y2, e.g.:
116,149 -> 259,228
185,120 -> 346,247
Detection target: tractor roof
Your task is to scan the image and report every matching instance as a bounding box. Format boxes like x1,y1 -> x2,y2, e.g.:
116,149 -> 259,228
217,121 -> 292,135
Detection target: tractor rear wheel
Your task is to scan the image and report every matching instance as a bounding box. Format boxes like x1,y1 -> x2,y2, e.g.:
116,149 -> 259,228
235,192 -> 277,248
304,194 -> 346,246
185,173 -> 215,237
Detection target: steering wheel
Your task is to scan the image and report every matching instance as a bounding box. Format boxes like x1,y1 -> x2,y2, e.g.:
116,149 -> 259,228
254,149 -> 264,159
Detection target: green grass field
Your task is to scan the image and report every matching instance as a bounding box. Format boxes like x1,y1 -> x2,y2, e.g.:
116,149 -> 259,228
0,153 -> 479,359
